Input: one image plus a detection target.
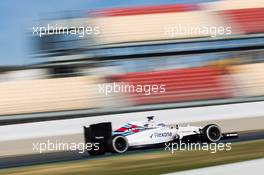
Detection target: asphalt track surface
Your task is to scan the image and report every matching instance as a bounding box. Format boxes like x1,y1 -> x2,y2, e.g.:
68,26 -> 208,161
0,131 -> 263,169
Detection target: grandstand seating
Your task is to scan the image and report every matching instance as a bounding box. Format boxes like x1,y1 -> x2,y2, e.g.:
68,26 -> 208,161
0,76 -> 113,115
2,1 -> 264,115
91,3 -> 225,45
1,63 -> 263,115
109,67 -> 234,105
90,0 -> 264,45
218,8 -> 264,34
201,0 -> 264,11
229,63 -> 264,97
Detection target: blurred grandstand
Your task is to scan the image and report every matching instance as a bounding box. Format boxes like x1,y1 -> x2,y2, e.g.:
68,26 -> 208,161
0,0 -> 264,116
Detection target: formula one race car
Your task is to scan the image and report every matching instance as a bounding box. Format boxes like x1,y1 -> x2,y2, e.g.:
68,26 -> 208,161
83,116 -> 238,155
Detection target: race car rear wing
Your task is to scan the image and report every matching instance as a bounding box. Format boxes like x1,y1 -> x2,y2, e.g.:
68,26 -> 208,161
83,122 -> 113,154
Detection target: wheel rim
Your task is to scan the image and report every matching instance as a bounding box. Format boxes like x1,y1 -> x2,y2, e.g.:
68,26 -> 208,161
113,136 -> 128,153
207,125 -> 221,142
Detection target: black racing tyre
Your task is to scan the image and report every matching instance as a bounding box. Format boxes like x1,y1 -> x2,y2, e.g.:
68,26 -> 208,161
109,135 -> 129,154
202,124 -> 222,143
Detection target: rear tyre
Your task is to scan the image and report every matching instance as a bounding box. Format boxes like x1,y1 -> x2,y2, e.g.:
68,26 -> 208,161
202,124 -> 222,143
109,135 -> 129,153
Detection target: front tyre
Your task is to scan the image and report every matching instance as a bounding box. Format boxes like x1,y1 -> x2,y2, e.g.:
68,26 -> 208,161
202,124 -> 222,143
109,135 -> 129,153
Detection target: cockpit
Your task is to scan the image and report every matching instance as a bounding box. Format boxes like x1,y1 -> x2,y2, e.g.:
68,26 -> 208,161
113,117 -> 166,135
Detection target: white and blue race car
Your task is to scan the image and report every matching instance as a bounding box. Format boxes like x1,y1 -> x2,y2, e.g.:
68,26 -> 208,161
84,116 -> 237,155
